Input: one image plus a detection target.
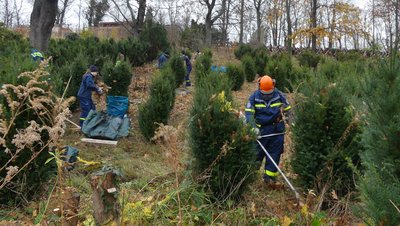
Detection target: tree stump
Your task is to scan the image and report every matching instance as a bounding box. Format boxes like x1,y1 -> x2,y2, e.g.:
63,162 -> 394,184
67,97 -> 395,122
90,168 -> 120,225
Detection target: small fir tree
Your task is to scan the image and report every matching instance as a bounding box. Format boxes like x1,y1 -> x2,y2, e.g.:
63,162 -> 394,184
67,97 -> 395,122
226,64 -> 244,91
168,54 -> 186,88
357,59 -> 400,225
252,47 -> 269,76
195,53 -> 212,83
242,55 -> 257,82
102,59 -> 133,96
190,73 -> 255,201
291,75 -> 361,196
138,68 -> 175,140
265,53 -> 294,92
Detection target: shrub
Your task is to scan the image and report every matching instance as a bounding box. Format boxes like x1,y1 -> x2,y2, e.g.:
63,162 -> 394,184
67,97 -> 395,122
195,53 -> 212,83
265,53 -> 294,92
356,59 -> 400,225
139,22 -> 170,62
102,59 -> 133,96
252,47 -> 269,75
336,51 -> 363,62
119,38 -> 150,66
0,62 -> 73,205
226,64 -> 244,91
291,75 -> 361,196
189,73 -> 255,201
168,54 -> 186,88
318,57 -> 340,80
297,50 -> 321,68
51,53 -> 88,111
242,55 -> 257,82
234,44 -> 253,60
138,68 -> 175,140
202,48 -> 213,58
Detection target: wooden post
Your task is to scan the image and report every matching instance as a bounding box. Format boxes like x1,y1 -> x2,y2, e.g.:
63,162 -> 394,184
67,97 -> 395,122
90,169 -> 120,225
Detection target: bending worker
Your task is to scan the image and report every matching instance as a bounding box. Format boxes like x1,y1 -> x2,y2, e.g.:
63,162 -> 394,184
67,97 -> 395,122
182,51 -> 192,87
245,75 -> 291,184
77,65 -> 103,127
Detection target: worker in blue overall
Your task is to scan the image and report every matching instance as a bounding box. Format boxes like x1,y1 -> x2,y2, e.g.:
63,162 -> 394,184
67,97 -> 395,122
182,51 -> 192,87
77,65 -> 103,127
158,51 -> 169,69
245,75 -> 291,184
31,49 -> 44,62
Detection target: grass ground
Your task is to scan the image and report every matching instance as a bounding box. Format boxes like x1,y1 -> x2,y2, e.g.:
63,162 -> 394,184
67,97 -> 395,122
0,48 -> 361,225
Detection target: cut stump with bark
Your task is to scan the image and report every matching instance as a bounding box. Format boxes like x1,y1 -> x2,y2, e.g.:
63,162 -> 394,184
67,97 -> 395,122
90,168 -> 120,225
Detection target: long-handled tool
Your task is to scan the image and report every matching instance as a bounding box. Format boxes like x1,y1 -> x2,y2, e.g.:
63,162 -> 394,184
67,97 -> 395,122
256,134 -> 300,203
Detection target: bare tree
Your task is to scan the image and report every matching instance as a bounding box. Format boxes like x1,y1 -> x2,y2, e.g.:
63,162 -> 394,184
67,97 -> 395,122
56,0 -> 75,26
200,0 -> 226,46
239,0 -> 244,44
30,0 -> 59,51
286,0 -> 292,53
109,0 -> 147,36
311,0 -> 318,51
220,0 -> 231,45
13,0 -> 23,26
85,0 -> 109,27
3,0 -> 12,27
253,0 -> 265,46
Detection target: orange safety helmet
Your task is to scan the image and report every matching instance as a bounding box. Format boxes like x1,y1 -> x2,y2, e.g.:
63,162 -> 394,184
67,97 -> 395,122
259,75 -> 275,94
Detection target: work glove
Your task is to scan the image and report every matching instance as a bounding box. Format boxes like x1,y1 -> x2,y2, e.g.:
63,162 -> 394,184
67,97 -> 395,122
97,87 -> 103,95
252,127 -> 260,137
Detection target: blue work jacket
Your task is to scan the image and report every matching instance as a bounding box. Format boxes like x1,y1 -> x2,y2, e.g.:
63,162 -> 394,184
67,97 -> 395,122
245,89 -> 291,134
77,73 -> 98,99
158,54 -> 168,68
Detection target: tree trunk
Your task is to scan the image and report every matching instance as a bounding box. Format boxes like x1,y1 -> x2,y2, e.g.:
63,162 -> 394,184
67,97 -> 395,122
372,0 -> 375,44
328,1 -> 336,49
311,0 -> 317,52
254,0 -> 262,46
204,0 -> 226,47
395,0 -> 399,53
30,0 -> 58,51
286,0 -> 292,53
134,0 -> 147,36
239,0 -> 244,44
56,0 -> 70,26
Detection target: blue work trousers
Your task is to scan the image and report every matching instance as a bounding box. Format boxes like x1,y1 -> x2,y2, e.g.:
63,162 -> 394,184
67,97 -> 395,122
256,134 -> 284,181
185,68 -> 192,86
79,97 -> 95,127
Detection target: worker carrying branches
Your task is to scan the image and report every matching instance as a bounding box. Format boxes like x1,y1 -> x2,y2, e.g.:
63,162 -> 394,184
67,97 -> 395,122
245,75 -> 291,184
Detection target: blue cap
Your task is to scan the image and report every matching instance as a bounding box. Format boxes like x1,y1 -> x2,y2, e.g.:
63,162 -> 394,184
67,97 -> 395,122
89,65 -> 98,72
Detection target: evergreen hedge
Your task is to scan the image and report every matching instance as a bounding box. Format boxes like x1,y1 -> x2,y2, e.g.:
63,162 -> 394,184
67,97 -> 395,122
234,44 -> 253,60
189,73 -> 255,201
138,68 -> 175,140
297,50 -> 321,68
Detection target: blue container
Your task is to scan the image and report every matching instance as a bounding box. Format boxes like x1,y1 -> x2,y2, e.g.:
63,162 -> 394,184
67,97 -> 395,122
107,96 -> 129,117
211,65 -> 227,73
